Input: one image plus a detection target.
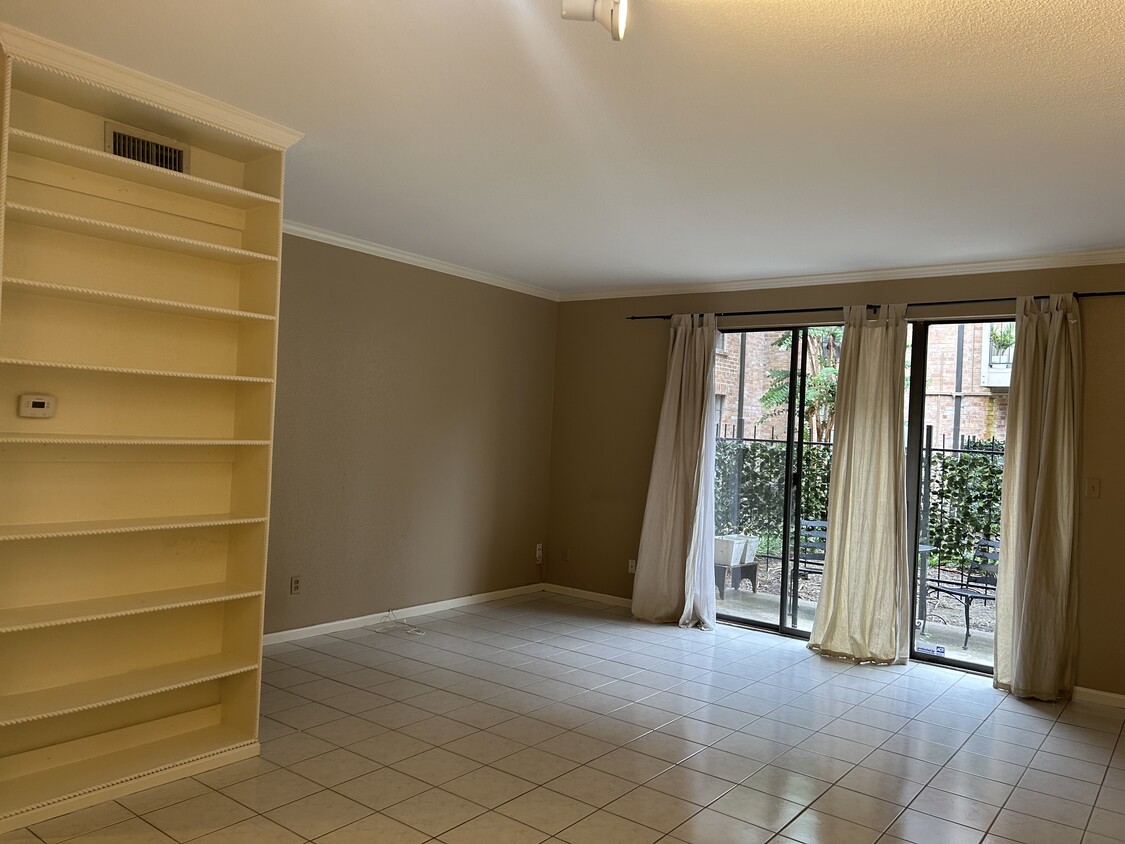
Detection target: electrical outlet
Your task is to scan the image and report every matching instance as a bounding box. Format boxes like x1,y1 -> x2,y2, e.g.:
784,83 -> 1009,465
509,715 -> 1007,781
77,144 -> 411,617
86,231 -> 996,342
628,559 -> 637,574
289,576 -> 302,595
535,543 -> 544,565
1086,478 -> 1101,499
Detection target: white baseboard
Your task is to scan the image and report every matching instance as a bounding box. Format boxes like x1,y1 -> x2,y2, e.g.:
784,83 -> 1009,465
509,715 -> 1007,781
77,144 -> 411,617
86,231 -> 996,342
262,582 -> 633,645
262,583 -> 544,645
1073,686 -> 1125,709
541,583 -> 632,608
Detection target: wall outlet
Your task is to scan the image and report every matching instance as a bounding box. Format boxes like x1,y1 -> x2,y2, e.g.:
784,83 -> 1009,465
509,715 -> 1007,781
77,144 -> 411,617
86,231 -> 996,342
535,543 -> 544,565
628,559 -> 637,574
289,575 -> 302,595
1086,478 -> 1101,499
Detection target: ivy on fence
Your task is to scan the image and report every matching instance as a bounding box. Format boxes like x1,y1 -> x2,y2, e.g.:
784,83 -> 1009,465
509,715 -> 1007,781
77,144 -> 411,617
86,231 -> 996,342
715,435 -> 1005,569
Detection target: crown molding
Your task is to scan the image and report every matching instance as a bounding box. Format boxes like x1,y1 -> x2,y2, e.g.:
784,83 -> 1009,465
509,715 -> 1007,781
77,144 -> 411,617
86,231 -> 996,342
557,247 -> 1125,302
283,221 -> 560,302
0,23 -> 302,150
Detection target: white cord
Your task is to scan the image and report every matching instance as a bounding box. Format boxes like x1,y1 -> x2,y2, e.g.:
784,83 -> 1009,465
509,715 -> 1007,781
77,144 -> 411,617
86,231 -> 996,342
376,609 -> 425,636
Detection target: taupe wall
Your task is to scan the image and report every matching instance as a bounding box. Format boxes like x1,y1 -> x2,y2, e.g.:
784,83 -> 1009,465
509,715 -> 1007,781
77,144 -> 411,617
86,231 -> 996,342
265,235 -> 556,633
546,265 -> 1125,695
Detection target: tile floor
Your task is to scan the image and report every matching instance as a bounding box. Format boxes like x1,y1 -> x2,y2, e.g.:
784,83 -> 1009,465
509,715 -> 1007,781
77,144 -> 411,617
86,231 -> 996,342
5,592 -> 1123,844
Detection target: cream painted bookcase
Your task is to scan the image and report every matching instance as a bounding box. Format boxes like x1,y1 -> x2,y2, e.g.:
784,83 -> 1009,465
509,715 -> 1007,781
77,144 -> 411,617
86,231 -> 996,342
0,26 -> 300,830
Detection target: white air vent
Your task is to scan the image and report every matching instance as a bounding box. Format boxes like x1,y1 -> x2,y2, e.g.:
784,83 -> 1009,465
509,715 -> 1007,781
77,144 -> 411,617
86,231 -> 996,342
104,122 -> 190,173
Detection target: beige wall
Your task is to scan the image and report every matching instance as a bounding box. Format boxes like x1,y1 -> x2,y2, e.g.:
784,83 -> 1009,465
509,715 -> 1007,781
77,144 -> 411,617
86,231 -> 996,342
265,235 -> 556,633
546,265 -> 1125,695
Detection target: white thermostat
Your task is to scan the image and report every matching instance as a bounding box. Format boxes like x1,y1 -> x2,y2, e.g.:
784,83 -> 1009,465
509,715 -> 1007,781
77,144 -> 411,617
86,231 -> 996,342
18,394 -> 57,418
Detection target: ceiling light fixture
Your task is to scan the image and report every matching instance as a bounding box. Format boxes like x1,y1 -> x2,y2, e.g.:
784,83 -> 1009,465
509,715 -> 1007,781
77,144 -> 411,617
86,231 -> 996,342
561,0 -> 628,41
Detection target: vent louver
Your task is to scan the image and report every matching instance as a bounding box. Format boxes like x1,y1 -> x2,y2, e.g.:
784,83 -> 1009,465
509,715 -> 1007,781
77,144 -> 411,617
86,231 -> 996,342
104,122 -> 189,173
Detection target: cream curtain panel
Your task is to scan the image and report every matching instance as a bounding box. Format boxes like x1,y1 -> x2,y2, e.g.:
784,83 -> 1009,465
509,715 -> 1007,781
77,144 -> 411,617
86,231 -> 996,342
632,314 -> 718,630
809,304 -> 910,664
995,295 -> 1082,700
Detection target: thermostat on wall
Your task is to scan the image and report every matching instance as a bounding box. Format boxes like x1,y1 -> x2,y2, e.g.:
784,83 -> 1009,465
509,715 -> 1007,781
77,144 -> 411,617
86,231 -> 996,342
18,394 -> 56,418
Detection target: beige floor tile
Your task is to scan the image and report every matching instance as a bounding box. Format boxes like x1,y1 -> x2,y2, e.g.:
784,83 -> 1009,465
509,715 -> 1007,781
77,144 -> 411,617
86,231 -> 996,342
349,730 -> 433,764
587,748 -> 673,784
399,715 -> 481,745
220,768 -> 323,813
444,766 -> 538,808
191,816 -> 305,843
492,748 -> 580,784
605,786 -> 701,832
625,733 -> 706,764
780,808 -> 881,844
836,767 -> 924,806
0,831 -> 41,844
1003,787 -> 1091,829
927,767 -> 1014,807
118,779 -> 212,815
438,810 -> 548,844
361,702 -> 436,730
1016,768 -> 1100,805
266,789 -> 371,838
885,808 -> 985,844
304,714 -> 387,746
572,717 -> 652,746
709,785 -> 804,832
319,688 -> 394,714
545,766 -> 637,808
771,748 -> 854,783
656,717 -> 734,746
1087,808 -> 1125,841
556,809 -> 662,844
743,766 -> 832,806
679,747 -> 766,783
907,788 -> 998,832
314,812 -> 430,844
444,730 -> 526,764
667,807 -> 773,844
447,702 -> 522,730
383,788 -> 487,837
271,702 -> 348,731
287,747 -> 381,787
63,819 -> 175,843
193,758 -> 278,790
30,801 -> 134,843
987,809 -> 1083,844
489,718 -> 568,746
333,767 -> 432,810
259,732 -> 338,767
392,747 -> 482,785
143,792 -> 255,843
810,786 -> 902,831
534,732 -> 615,764
496,788 -> 596,835
645,766 -> 735,806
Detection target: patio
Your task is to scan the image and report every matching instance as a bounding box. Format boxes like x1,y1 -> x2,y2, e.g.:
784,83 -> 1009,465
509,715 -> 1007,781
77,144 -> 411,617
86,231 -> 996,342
716,560 -> 995,668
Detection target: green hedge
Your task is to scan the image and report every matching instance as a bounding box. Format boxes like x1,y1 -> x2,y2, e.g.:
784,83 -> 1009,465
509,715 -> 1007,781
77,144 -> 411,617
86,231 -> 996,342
715,435 -> 1004,568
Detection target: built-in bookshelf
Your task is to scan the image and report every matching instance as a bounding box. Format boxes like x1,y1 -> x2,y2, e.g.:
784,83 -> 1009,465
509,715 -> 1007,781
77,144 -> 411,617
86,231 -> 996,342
0,24 -> 300,831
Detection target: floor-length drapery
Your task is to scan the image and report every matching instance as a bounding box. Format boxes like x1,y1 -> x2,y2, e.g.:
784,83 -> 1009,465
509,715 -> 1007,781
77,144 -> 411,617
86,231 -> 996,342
808,304 -> 910,664
996,295 -> 1082,700
632,314 -> 718,630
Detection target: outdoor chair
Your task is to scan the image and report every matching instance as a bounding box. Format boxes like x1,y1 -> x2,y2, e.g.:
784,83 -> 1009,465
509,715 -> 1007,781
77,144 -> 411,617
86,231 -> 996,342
923,537 -> 998,649
796,519 -> 828,580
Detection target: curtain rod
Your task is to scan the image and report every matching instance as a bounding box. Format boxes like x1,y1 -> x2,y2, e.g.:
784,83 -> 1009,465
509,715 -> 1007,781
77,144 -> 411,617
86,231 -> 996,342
625,290 -> 1125,321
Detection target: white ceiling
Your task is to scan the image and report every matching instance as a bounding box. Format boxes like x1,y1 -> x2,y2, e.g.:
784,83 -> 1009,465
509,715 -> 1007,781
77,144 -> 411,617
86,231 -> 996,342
2,1 -> 1123,299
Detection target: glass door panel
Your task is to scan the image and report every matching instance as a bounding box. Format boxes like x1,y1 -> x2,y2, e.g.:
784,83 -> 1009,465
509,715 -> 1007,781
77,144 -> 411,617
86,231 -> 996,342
910,321 -> 1011,670
714,327 -> 839,634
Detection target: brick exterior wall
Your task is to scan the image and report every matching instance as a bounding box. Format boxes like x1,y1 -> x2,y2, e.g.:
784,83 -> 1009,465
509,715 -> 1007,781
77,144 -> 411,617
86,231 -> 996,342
714,322 -> 1011,445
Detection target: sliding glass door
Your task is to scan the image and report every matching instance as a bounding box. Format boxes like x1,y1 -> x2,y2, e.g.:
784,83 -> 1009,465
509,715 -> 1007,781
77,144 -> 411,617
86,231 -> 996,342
713,327 -> 839,634
907,321 -> 1012,671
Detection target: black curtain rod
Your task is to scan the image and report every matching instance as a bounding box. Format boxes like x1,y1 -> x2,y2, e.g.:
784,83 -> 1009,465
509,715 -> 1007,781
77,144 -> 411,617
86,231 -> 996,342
625,289 -> 1125,321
